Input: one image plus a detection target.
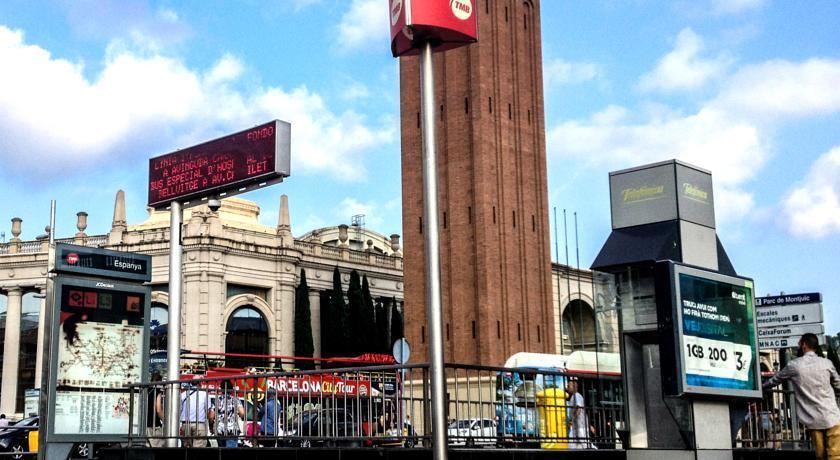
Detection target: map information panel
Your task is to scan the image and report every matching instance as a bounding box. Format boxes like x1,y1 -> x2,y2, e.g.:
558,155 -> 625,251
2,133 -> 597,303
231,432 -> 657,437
48,275 -> 149,441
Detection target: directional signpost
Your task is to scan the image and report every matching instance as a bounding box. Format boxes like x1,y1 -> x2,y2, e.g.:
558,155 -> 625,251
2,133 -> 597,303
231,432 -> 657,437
756,292 -> 824,350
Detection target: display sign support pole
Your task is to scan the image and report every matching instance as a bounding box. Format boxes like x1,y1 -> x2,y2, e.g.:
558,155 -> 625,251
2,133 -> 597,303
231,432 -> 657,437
420,41 -> 448,460
165,201 -> 183,447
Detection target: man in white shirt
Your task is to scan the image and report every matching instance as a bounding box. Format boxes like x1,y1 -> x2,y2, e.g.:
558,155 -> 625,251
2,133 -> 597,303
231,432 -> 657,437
0,414 -> 8,428
566,380 -> 589,449
179,384 -> 215,447
764,333 -> 840,460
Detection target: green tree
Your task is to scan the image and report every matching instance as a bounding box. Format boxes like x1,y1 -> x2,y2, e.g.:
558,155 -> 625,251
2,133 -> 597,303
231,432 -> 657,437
390,298 -> 404,345
294,269 -> 314,369
361,275 -> 377,353
328,266 -> 349,357
827,339 -> 840,374
347,270 -> 364,355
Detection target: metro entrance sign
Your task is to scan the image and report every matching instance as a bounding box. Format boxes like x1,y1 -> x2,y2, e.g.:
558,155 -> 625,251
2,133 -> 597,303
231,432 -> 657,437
147,120 -> 291,209
390,0 -> 478,57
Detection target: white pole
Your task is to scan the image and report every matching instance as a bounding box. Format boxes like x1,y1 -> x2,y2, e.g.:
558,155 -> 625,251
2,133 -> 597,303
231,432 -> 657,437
165,201 -> 183,447
419,41 -> 448,460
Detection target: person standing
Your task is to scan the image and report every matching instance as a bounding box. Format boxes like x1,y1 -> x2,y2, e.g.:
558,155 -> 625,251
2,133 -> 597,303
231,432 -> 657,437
213,388 -> 245,448
258,390 -> 282,447
763,333 -> 840,459
566,380 -> 589,449
146,373 -> 166,447
180,384 -> 214,447
0,414 -> 8,428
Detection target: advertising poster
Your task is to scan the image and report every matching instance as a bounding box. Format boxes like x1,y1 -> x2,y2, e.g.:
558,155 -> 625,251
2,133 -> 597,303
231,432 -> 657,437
678,272 -> 758,392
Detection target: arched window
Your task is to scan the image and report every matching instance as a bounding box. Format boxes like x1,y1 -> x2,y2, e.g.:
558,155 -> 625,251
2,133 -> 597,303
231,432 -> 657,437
150,302 -> 168,351
562,299 -> 597,352
225,306 -> 269,369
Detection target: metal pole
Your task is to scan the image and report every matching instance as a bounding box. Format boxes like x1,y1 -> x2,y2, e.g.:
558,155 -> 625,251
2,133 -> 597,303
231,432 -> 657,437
419,41 -> 448,460
165,201 -> 183,447
553,207 -> 565,355
38,201 -> 56,460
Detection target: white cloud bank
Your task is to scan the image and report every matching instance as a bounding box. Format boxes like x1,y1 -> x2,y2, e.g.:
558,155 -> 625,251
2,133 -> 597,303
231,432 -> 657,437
782,147 -> 840,239
549,29 -> 840,229
0,26 -> 393,180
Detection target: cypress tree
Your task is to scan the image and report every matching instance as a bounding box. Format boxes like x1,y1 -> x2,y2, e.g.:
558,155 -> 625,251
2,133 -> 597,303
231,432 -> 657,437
294,269 -> 314,369
330,266 -> 349,357
390,298 -> 404,345
361,275 -> 377,353
828,342 -> 840,374
320,290 -> 333,358
347,270 -> 364,355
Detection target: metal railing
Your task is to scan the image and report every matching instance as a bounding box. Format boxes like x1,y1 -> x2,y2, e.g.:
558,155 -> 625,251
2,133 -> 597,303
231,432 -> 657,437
735,388 -> 808,449
127,363 -> 626,450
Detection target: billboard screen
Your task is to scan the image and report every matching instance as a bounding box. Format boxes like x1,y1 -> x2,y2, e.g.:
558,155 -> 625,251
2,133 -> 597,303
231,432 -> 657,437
148,120 -> 290,208
657,261 -> 761,398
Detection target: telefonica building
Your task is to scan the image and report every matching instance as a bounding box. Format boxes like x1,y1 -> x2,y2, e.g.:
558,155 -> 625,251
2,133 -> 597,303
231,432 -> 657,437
0,191 -> 605,417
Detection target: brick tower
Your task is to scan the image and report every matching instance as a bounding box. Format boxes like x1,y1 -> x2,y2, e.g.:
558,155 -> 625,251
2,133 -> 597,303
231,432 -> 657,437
400,0 -> 554,365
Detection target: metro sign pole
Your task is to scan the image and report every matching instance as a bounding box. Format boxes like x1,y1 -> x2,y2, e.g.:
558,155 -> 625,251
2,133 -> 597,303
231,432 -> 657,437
390,2 -> 477,459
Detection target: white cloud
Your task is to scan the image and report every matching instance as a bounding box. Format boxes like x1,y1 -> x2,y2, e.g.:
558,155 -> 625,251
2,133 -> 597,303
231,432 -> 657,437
544,59 -> 603,86
548,105 -> 764,223
335,0 -> 389,52
710,0 -> 766,15
0,26 -> 393,181
639,28 -> 732,92
713,58 -> 840,121
782,147 -> 840,239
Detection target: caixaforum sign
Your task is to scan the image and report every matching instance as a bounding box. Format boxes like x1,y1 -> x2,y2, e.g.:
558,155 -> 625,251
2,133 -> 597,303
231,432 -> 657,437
390,0 -> 478,57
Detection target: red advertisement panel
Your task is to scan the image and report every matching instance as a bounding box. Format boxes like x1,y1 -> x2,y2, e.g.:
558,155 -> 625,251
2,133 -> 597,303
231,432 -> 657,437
390,0 -> 478,57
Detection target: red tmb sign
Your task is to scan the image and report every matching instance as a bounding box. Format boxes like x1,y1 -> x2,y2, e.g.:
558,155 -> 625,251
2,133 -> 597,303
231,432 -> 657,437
66,253 -> 79,264
147,120 -> 290,209
390,0 -> 478,57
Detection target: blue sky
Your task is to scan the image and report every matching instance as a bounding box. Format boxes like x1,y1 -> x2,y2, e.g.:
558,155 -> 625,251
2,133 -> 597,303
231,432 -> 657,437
1,1 -> 838,331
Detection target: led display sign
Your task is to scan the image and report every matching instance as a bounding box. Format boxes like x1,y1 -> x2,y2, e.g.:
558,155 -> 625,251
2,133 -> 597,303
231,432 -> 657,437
147,120 -> 290,209
657,261 -> 761,399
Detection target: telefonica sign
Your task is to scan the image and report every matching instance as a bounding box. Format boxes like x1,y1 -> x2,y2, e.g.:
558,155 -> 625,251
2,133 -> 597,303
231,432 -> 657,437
622,185 -> 665,203
682,183 -> 709,203
610,160 -> 716,230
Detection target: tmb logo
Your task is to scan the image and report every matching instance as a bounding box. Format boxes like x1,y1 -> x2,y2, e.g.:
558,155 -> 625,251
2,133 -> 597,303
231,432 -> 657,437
451,0 -> 473,20
66,253 -> 79,265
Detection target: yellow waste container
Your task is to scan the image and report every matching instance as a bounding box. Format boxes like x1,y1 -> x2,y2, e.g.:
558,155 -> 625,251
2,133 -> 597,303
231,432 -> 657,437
536,387 -> 567,449
28,429 -> 38,453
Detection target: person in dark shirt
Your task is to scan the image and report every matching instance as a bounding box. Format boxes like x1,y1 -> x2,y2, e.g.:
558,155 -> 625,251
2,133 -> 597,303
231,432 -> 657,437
146,372 -> 165,447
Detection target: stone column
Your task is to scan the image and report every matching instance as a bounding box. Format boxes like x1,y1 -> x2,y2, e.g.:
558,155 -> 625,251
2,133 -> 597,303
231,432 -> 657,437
34,287 -> 46,389
309,289 -> 321,358
1,288 -> 23,415
276,269 -> 296,368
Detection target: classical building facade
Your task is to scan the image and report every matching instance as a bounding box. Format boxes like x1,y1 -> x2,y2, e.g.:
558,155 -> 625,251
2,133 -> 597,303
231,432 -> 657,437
0,190 -> 605,418
400,0 -> 554,364
0,191 -> 405,417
